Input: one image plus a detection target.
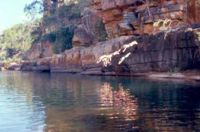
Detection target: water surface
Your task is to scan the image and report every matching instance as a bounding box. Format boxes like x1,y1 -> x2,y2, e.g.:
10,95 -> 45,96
0,72 -> 200,132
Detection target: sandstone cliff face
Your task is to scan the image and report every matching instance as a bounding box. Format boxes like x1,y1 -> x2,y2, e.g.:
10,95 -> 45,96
50,28 -> 200,75
25,41 -> 54,60
90,0 -> 200,39
51,36 -> 134,73
21,28 -> 200,75
72,6 -> 108,47
25,0 -> 200,60
108,29 -> 200,74
21,0 -> 200,75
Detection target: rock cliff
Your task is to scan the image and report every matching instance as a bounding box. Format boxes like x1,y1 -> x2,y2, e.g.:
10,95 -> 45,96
21,28 -> 200,75
21,0 -> 200,76
91,0 -> 200,38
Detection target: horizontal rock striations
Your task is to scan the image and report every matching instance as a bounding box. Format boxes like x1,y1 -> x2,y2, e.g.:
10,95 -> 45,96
21,28 -> 200,75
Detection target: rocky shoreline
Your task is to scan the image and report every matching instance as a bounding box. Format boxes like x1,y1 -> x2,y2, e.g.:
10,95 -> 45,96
18,27 -> 199,75
1,27 -> 199,82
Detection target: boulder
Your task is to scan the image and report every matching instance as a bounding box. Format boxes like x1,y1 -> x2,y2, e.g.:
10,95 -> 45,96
73,26 -> 94,47
81,8 -> 106,41
73,7 -> 107,46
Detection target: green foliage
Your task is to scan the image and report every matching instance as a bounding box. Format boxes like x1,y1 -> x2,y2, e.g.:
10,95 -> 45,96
41,32 -> 56,43
40,25 -> 75,54
43,14 -> 57,28
53,25 -> 75,54
31,25 -> 43,44
24,0 -> 43,20
42,4 -> 81,32
0,22 -> 38,61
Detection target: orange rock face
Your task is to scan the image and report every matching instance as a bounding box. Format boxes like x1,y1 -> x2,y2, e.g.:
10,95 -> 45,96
21,29 -> 200,75
90,0 -> 200,39
25,41 -> 54,60
50,36 -> 134,73
21,0 -> 200,74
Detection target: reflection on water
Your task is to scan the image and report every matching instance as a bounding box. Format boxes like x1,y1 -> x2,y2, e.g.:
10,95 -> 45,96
98,82 -> 138,131
0,72 -> 200,132
99,82 -> 138,121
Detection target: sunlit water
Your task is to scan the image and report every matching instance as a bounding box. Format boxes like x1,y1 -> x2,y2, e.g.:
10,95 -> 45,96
0,72 -> 200,132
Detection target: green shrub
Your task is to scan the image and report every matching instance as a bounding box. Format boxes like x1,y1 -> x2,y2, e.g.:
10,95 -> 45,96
41,32 -> 56,43
0,21 -> 38,61
43,14 -> 57,28
52,25 -> 75,54
39,25 -> 74,54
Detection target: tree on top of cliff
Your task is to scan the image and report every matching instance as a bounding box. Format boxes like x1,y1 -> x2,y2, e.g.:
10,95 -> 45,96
24,0 -> 88,16
24,0 -> 43,20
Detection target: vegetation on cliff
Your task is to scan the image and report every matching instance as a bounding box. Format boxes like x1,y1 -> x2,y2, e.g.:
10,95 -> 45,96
0,0 -> 81,64
41,25 -> 75,53
0,21 -> 39,62
25,0 -> 107,53
1,0 -> 107,64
